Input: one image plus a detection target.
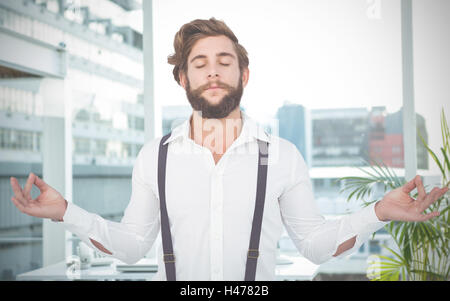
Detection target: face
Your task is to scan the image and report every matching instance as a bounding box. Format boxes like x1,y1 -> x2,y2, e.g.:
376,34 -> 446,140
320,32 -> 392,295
179,35 -> 249,119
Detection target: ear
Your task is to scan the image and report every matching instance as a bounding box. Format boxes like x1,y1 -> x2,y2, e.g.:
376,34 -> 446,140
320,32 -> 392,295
241,67 -> 250,88
179,70 -> 187,89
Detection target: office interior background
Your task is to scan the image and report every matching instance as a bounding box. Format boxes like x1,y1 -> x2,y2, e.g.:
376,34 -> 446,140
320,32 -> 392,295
0,0 -> 449,280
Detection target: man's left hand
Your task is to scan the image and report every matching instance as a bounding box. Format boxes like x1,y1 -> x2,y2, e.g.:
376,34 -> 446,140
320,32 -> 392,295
375,175 -> 448,222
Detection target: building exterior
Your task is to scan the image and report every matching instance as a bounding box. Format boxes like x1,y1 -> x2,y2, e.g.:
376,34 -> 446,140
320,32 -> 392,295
276,102 -> 310,166
311,107 -> 369,167
369,107 -> 428,169
369,106 -> 404,167
162,105 -> 192,136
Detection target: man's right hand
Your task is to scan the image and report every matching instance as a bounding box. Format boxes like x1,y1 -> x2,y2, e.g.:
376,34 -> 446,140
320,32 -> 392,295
10,173 -> 67,221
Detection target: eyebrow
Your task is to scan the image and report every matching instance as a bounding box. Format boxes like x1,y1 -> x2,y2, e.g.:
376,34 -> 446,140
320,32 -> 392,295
189,52 -> 236,63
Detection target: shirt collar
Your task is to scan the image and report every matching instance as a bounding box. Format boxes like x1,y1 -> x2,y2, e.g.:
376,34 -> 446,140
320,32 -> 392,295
162,110 -> 270,146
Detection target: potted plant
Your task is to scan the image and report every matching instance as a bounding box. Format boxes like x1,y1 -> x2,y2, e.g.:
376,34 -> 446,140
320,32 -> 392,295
338,109 -> 449,281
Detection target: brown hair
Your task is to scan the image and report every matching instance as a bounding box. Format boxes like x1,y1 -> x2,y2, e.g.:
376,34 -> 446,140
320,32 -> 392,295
167,17 -> 249,85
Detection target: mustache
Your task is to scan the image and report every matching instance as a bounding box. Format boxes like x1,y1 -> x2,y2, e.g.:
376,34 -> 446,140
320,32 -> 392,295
195,81 -> 234,93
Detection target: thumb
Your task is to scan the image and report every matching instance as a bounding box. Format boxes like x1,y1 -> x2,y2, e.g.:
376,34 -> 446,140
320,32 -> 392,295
34,175 -> 49,192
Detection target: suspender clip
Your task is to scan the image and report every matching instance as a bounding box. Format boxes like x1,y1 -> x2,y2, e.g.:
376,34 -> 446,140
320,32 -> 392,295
163,253 -> 175,263
247,249 -> 259,259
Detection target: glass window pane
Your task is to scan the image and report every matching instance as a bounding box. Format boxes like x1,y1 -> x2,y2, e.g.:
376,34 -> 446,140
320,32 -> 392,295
0,0 -> 144,280
154,0 -> 407,280
67,0 -> 144,265
413,1 -> 449,282
0,90 -> 43,280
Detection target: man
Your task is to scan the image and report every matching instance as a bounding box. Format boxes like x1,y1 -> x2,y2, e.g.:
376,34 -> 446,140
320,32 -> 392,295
10,18 -> 448,281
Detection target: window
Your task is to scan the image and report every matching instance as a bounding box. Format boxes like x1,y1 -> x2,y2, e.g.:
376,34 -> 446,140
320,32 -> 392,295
369,240 -> 382,254
135,116 -> 144,131
94,140 -> 107,156
122,143 -> 133,158
0,0 -> 145,281
0,129 -> 38,152
153,0 -> 417,280
414,0 -> 448,173
0,97 -> 43,280
0,128 -> 7,148
65,0 -> 144,270
74,138 -> 91,155
392,146 -> 401,154
1,0 -> 446,282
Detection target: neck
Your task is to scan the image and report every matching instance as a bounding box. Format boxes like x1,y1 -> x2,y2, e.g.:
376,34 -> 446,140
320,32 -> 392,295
189,107 -> 243,155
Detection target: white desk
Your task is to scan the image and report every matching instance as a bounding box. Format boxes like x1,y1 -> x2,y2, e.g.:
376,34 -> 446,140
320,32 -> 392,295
17,255 -> 319,281
275,255 -> 320,281
16,258 -> 157,281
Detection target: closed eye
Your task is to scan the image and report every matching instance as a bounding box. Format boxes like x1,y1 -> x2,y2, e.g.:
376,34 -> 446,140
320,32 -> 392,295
195,63 -> 230,69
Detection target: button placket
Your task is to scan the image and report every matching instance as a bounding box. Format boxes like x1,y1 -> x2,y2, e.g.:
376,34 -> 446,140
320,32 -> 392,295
210,169 -> 224,280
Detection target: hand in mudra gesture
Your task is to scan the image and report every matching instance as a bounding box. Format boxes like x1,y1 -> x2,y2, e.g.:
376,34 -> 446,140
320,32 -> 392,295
375,175 -> 449,222
10,172 -> 67,221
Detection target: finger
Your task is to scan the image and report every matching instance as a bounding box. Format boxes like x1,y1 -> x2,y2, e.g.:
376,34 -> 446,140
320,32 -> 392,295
12,197 -> 40,217
422,187 -> 446,210
10,177 -> 29,207
414,175 -> 426,202
11,196 -> 28,215
402,177 -> 417,194
23,173 -> 35,201
417,211 -> 440,222
34,175 -> 49,192
433,187 -> 449,203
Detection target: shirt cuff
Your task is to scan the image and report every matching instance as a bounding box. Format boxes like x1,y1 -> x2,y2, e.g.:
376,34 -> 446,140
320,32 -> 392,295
348,201 -> 390,235
60,201 -> 96,234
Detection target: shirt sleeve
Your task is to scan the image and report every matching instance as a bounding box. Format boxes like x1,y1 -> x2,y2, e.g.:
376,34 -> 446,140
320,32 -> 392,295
57,140 -> 161,264
278,143 -> 390,265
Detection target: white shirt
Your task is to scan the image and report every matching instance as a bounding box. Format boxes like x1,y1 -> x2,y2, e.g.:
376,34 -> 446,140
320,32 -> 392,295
60,111 -> 389,281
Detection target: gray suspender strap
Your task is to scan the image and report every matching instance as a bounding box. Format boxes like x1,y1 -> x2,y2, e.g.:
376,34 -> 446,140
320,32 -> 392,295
158,133 -> 176,281
244,139 -> 269,281
158,133 -> 269,281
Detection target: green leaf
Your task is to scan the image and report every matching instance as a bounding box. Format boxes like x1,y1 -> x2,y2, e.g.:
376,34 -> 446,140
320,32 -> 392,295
368,254 -> 405,281
410,269 -> 447,281
440,147 -> 450,178
441,108 -> 450,151
419,132 -> 445,176
379,247 -> 406,265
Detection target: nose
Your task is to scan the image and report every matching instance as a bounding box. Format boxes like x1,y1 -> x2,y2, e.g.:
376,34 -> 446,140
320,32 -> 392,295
207,65 -> 220,79
207,72 -> 219,79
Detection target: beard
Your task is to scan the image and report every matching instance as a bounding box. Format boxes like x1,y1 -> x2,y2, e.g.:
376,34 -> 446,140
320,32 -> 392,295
185,77 -> 243,119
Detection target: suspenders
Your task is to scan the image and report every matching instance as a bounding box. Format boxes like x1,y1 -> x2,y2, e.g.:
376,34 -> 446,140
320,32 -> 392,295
157,133 -> 176,280
157,132 -> 269,281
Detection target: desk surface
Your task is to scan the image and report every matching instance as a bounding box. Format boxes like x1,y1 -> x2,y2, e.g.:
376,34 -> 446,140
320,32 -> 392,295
16,258 -> 157,281
17,255 -> 319,281
275,255 -> 320,280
